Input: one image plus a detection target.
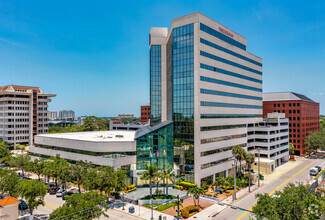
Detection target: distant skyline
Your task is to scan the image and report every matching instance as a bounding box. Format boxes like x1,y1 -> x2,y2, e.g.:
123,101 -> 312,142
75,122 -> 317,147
1,0 -> 325,116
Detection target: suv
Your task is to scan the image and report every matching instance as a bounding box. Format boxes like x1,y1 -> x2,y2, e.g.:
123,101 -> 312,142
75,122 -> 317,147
310,167 -> 319,176
56,189 -> 65,197
315,166 -> 322,172
19,200 -> 28,210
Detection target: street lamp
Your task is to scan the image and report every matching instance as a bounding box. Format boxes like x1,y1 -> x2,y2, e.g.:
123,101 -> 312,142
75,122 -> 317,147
257,148 -> 261,187
177,195 -> 180,220
247,154 -> 253,192
122,192 -> 125,210
151,198 -> 154,220
233,154 -> 239,201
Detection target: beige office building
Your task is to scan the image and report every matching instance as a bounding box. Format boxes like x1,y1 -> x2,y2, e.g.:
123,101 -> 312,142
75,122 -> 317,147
146,12 -> 263,186
0,85 -> 56,146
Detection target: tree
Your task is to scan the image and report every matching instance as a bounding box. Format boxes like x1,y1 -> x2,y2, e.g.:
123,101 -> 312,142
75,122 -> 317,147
244,153 -> 255,171
112,168 -> 127,193
9,154 -> 30,176
187,186 -> 205,207
70,160 -> 93,193
139,163 -> 160,198
49,191 -> 108,220
0,142 -> 12,164
305,131 -> 325,155
17,179 -> 48,215
15,144 -> 26,153
253,183 -> 325,219
160,168 -> 175,196
0,169 -> 20,196
289,143 -> 295,155
97,166 -> 115,202
28,158 -> 45,181
82,116 -> 109,131
232,145 -> 246,171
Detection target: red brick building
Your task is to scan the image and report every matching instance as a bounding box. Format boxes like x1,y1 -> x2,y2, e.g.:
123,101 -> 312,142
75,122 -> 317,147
263,92 -> 319,156
140,105 -> 150,123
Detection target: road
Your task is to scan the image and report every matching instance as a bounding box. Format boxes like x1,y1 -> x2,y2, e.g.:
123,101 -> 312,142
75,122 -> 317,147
213,153 -> 325,220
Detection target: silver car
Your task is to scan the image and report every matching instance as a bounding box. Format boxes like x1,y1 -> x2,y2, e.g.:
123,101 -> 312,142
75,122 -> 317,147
56,189 -> 65,197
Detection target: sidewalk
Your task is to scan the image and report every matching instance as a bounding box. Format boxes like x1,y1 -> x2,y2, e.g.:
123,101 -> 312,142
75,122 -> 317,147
263,160 -> 303,184
113,201 -> 175,220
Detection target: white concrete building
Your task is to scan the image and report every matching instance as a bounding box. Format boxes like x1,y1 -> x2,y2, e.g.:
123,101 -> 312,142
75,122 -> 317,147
0,85 -> 55,146
247,113 -> 289,168
147,12 -> 263,185
59,110 -> 75,120
48,111 -> 57,120
29,130 -> 137,168
110,120 -> 148,131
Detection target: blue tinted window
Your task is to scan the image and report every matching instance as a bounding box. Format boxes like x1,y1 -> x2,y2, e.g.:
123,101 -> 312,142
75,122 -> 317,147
200,51 -> 262,75
200,23 -> 246,50
201,101 -> 262,109
200,63 -> 261,83
200,76 -> 262,92
200,89 -> 262,100
200,38 -> 262,67
150,45 -> 162,125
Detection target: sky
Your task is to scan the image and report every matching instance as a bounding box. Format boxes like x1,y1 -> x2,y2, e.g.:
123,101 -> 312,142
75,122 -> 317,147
1,0 -> 325,116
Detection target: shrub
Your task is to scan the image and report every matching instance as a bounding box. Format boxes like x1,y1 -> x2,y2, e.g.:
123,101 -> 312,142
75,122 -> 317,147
175,185 -> 184,190
179,181 -> 197,189
125,184 -> 137,192
181,205 -> 200,218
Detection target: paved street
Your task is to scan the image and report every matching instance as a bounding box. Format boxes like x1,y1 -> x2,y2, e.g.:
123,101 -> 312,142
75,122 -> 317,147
213,153 -> 325,220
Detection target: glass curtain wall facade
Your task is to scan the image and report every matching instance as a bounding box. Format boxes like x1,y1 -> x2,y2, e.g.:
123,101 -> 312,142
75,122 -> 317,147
150,45 -> 162,126
172,24 -> 195,182
136,123 -> 174,170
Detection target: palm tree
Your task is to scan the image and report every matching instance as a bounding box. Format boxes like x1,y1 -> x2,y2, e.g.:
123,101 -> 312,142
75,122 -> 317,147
138,163 -> 160,198
9,154 -> 30,177
187,187 -> 197,206
112,168 -> 127,193
97,166 -> 115,202
244,153 -> 255,171
160,168 -> 175,196
232,145 -> 246,172
172,198 -> 183,218
70,160 -> 92,193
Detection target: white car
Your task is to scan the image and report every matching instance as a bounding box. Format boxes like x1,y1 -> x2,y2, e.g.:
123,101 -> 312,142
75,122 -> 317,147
56,189 -> 65,197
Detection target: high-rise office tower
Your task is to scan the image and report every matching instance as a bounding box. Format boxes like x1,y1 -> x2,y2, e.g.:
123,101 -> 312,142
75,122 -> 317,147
0,85 -> 56,146
139,12 -> 263,186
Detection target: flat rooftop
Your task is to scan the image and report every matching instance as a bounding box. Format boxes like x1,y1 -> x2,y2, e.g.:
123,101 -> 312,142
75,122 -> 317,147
36,130 -> 136,142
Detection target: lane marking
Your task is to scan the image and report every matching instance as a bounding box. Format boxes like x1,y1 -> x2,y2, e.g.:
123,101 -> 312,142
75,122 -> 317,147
236,161 -> 314,220
236,153 -> 325,220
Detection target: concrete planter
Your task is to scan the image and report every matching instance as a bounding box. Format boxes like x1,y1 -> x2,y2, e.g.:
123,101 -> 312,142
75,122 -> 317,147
138,199 -> 177,205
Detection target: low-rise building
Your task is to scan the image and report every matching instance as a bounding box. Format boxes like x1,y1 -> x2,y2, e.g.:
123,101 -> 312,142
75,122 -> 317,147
110,120 -> 148,131
0,196 -> 20,220
29,131 -> 137,169
247,112 -> 289,170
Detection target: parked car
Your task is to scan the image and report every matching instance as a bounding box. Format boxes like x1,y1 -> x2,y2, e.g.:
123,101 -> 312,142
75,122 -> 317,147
310,167 -> 319,176
56,189 -> 65,197
49,187 -> 58,195
315,166 -> 322,172
19,200 -> 28,210
62,191 -> 74,200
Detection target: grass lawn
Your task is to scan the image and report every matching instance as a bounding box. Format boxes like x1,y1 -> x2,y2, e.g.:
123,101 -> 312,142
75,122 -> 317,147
143,203 -> 175,211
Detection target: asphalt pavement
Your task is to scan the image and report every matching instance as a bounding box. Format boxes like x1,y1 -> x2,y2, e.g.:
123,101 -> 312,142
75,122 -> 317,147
213,153 -> 325,220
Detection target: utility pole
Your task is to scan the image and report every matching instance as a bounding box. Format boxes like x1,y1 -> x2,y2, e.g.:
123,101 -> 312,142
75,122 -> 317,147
151,199 -> 154,220
257,148 -> 261,187
177,195 -> 180,220
233,156 -> 238,201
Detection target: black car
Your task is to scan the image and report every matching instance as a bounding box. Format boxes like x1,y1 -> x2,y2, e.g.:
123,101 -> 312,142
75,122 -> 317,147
62,191 -> 74,200
49,187 -> 58,195
315,166 -> 322,172
19,200 -> 28,210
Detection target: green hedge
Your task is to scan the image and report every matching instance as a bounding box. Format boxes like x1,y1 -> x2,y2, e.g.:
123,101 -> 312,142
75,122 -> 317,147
181,205 -> 199,218
139,195 -> 176,200
179,181 -> 197,189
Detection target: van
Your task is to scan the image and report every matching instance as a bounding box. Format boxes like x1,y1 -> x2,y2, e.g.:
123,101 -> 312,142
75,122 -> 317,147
310,167 -> 319,176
